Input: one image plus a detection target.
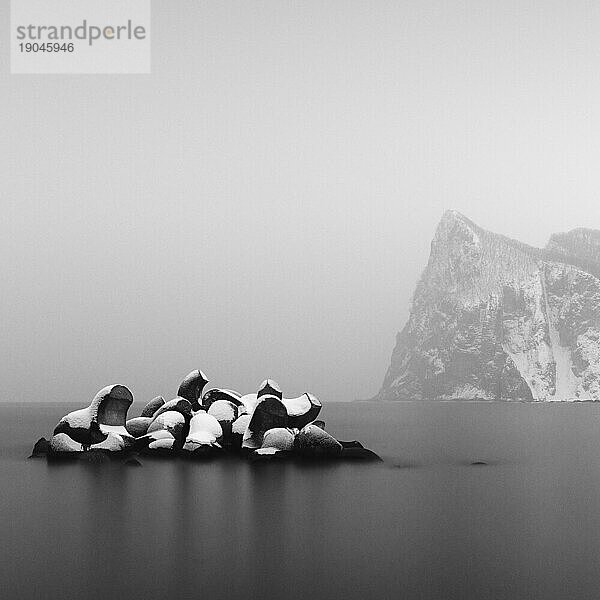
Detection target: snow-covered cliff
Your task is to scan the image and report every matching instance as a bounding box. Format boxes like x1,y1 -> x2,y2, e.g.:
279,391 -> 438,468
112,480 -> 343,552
375,211 -> 600,401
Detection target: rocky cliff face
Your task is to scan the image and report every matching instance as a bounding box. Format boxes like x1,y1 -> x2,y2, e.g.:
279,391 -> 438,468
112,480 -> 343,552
375,211 -> 600,401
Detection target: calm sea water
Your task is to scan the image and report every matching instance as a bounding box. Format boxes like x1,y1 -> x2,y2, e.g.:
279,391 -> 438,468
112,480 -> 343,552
2,401 -> 600,600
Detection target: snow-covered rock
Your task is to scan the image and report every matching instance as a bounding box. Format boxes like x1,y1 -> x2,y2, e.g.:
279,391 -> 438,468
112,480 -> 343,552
232,414 -> 251,435
207,399 -> 239,444
92,432 -> 126,452
375,211 -> 600,401
147,411 -> 186,440
207,400 -> 238,422
177,369 -> 209,409
99,424 -> 131,438
239,393 -> 259,415
261,428 -> 295,451
294,424 -> 342,456
53,384 -> 133,449
183,411 -> 222,450
152,397 -> 192,420
135,429 -> 174,445
242,395 -> 288,449
50,433 -> 82,453
257,379 -> 283,400
148,438 -> 175,451
140,396 -> 165,418
135,430 -> 176,452
147,429 -> 175,441
126,416 -> 153,437
92,384 -> 134,425
282,393 -> 322,428
202,388 -> 243,411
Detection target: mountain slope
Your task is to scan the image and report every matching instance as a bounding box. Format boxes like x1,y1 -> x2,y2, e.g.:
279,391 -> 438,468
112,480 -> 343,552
375,211 -> 600,401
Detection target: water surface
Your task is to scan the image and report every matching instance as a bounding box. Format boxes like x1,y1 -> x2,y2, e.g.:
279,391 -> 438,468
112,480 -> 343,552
2,401 -> 600,600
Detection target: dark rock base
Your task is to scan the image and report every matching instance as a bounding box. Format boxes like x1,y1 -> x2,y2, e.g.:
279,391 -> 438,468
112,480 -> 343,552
30,437 -> 382,464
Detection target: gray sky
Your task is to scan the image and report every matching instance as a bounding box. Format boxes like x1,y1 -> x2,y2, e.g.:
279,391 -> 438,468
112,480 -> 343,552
1,0 -> 600,405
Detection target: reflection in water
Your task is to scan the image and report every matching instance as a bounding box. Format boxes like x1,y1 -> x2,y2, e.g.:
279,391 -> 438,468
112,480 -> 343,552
3,402 -> 600,599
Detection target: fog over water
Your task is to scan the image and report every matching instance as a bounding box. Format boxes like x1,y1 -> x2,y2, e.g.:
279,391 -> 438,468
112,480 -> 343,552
1,1 -> 600,403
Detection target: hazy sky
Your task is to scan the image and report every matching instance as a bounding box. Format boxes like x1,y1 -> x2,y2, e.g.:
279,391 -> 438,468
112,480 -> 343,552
1,1 -> 600,405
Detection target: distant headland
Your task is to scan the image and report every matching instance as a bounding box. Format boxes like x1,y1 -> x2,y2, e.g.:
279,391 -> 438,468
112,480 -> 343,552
374,211 -> 600,402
